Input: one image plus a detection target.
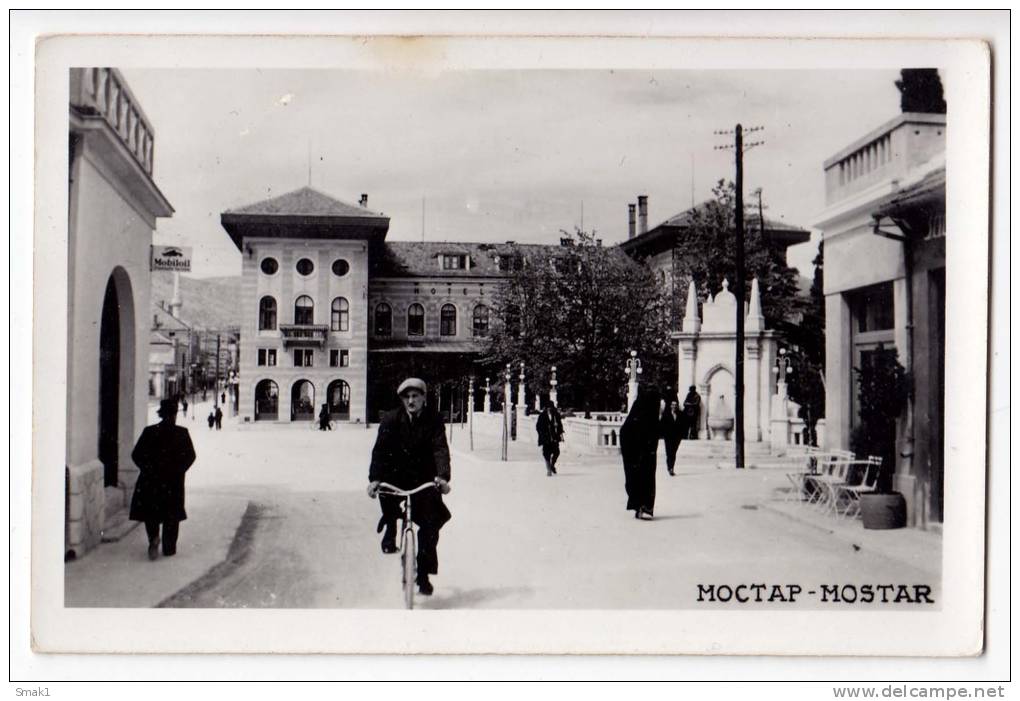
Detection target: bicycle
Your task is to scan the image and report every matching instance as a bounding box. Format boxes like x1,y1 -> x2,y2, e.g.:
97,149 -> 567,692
375,480 -> 441,609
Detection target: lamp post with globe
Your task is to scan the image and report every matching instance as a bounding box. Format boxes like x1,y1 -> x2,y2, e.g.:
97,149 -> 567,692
625,350 -> 643,412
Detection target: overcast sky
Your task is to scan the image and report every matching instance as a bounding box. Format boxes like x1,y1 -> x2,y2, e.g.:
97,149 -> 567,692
123,68 -> 902,278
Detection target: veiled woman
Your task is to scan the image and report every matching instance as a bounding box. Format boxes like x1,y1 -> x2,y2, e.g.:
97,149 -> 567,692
620,389 -> 662,520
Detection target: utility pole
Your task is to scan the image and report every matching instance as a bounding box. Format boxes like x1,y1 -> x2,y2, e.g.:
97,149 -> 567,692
214,333 -> 221,408
715,124 -> 764,470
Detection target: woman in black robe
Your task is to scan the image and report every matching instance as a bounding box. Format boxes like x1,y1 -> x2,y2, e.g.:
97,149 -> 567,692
620,389 -> 662,520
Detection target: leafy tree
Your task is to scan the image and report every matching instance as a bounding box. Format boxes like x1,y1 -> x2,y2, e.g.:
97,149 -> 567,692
672,180 -> 804,331
785,242 -> 826,442
895,68 -> 947,115
486,230 -> 673,415
850,347 -> 910,492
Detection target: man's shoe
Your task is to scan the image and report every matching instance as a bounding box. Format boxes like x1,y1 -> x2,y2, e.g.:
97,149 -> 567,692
417,576 -> 434,596
381,536 -> 398,554
147,537 -> 160,561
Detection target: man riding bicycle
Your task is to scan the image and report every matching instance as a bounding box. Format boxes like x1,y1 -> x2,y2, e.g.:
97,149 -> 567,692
367,377 -> 451,596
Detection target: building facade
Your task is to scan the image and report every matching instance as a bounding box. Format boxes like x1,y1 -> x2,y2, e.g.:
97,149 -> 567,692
67,68 -> 173,557
814,111 -> 946,527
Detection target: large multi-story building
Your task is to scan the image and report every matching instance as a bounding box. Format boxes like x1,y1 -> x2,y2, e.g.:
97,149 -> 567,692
221,187 -> 555,424
814,109 -> 946,527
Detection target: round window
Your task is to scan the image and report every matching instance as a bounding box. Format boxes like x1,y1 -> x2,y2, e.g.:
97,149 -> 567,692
296,258 -> 315,276
260,257 -> 279,275
331,259 -> 350,277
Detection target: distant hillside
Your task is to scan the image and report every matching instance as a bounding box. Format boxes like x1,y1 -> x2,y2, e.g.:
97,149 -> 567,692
151,271 -> 241,331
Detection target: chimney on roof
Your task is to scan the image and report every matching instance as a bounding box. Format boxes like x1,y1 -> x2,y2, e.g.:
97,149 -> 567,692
637,195 -> 648,235
359,193 -> 368,207
628,204 -> 636,239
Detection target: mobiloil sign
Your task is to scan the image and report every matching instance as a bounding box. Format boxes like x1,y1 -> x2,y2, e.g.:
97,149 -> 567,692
151,245 -> 192,272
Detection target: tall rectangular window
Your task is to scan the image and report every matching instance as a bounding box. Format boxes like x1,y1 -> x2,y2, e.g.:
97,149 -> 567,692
293,349 -> 313,367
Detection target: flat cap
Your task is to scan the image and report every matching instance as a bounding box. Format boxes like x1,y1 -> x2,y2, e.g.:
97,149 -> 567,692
397,377 -> 427,396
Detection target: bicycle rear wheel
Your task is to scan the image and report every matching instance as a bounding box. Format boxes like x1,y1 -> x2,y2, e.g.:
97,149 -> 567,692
401,528 -> 416,610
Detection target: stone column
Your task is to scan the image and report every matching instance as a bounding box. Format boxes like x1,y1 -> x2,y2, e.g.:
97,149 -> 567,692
483,377 -> 491,413
745,340 -> 761,442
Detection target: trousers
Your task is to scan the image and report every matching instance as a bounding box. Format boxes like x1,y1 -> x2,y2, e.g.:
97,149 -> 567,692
145,519 -> 180,556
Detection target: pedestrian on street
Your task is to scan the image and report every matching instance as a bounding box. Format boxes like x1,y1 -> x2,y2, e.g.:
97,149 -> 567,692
181,395 -> 188,417
660,394 -> 685,476
535,401 -> 564,476
366,377 -> 452,597
129,398 -> 196,559
682,385 -> 702,440
221,392 -> 226,406
620,388 -> 661,520
214,405 -> 223,430
207,411 -> 215,430
318,403 -> 332,431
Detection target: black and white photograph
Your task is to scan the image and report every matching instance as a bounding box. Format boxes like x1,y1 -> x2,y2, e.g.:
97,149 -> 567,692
15,14 -> 1004,678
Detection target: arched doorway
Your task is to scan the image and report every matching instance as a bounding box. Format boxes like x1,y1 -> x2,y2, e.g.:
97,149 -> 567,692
327,379 -> 351,421
98,276 -> 120,487
254,379 -> 279,421
291,380 -> 315,421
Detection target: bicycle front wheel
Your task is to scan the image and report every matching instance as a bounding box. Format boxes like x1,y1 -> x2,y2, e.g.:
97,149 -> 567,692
401,529 -> 416,610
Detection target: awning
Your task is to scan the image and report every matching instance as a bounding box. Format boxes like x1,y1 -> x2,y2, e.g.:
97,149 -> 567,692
369,340 -> 487,354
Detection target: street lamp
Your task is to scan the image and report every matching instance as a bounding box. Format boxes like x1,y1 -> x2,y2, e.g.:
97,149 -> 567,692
501,364 -> 512,461
517,361 -> 526,415
624,350 -> 642,412
772,347 -> 794,397
467,376 -> 475,451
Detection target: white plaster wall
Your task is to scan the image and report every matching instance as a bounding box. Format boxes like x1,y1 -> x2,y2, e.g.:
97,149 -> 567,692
67,148 -> 153,483
822,213 -> 906,295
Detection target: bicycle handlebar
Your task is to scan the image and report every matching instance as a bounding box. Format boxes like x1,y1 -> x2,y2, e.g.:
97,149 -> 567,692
376,481 -> 439,497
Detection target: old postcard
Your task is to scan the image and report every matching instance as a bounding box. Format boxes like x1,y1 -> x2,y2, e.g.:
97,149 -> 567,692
27,29 -> 991,658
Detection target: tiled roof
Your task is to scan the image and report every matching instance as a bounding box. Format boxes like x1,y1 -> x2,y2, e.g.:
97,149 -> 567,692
224,186 -> 386,219
372,240 -> 560,278
658,201 -> 809,234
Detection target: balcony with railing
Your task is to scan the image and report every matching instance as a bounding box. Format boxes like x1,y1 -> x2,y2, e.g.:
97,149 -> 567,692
279,324 -> 329,348
824,112 -> 945,206
70,67 -> 155,176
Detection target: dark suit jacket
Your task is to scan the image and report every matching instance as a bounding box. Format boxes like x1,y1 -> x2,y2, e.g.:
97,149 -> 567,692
368,406 -> 451,489
129,422 -> 196,522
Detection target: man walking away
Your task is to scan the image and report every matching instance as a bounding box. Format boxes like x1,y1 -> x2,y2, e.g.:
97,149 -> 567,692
535,401 -> 564,476
214,405 -> 223,430
129,398 -> 196,559
366,378 -> 452,597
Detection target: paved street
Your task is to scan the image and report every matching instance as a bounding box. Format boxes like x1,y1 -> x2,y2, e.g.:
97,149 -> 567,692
66,401 -> 941,610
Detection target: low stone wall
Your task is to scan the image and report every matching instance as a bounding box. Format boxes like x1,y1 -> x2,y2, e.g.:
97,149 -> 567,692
66,459 -> 106,558
469,410 -> 625,455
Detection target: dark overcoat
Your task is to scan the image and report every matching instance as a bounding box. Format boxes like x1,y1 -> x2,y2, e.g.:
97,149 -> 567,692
369,406 -> 451,528
129,422 -> 196,522
535,409 -> 563,447
620,393 -> 661,512
660,407 -> 686,449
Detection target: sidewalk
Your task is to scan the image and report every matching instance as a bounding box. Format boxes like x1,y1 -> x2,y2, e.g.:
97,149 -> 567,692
759,495 -> 942,579
65,489 -> 250,607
